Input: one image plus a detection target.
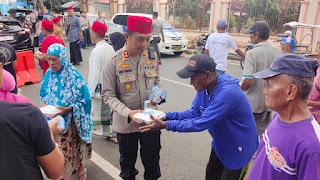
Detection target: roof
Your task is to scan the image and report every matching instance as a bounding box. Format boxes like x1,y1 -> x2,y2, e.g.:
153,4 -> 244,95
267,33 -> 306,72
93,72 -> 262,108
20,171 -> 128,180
0,16 -> 19,22
283,21 -> 320,29
61,1 -> 80,8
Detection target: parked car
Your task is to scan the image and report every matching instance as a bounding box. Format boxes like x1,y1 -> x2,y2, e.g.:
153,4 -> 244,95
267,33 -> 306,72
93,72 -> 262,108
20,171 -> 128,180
108,13 -> 188,55
0,16 -> 33,51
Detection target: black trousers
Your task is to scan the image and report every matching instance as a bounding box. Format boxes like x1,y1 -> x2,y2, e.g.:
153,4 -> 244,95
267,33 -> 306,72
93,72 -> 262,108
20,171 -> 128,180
151,37 -> 161,61
32,23 -> 36,33
117,131 -> 161,180
82,28 -> 92,48
70,41 -> 83,63
206,149 -> 242,180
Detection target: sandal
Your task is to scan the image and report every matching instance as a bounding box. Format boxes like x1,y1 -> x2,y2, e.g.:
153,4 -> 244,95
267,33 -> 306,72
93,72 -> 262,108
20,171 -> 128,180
77,168 -> 87,180
105,136 -> 118,144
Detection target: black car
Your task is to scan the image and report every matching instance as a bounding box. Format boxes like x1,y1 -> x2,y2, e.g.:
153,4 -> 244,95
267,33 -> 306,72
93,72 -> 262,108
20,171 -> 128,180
0,16 -> 33,51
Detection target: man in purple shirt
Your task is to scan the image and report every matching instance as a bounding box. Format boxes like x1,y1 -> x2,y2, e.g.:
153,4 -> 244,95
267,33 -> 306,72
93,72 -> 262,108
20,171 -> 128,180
248,53 -> 320,180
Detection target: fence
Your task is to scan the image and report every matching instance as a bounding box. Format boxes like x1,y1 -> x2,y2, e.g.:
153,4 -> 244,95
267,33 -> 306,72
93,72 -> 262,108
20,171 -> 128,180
229,0 -> 301,34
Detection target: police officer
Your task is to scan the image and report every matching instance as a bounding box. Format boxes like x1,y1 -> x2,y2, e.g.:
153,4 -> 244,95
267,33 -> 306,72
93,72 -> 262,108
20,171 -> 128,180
151,12 -> 164,65
101,16 -> 161,180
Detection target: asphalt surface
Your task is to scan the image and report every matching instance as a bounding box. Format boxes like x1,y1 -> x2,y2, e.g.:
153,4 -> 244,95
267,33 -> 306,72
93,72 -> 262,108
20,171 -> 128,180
23,38 -> 248,180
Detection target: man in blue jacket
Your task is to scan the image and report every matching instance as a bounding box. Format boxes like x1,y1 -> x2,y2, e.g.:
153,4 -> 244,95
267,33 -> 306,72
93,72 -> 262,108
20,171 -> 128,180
140,54 -> 259,180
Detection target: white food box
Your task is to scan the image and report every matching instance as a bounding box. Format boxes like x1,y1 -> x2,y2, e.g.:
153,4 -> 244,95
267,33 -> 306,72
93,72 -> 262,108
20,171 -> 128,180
40,105 -> 61,118
133,110 -> 165,124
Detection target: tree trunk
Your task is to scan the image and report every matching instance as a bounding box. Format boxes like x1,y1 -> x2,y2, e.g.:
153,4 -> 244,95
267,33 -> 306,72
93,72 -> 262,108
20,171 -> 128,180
37,0 -> 46,13
198,1 -> 203,30
173,6 -> 176,27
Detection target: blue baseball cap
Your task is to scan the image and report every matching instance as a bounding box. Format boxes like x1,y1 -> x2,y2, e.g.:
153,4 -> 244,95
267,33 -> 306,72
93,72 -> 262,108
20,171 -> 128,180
217,18 -> 228,29
253,53 -> 319,79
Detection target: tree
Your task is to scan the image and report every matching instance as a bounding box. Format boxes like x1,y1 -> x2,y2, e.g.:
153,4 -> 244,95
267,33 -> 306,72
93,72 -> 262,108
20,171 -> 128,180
38,0 -> 47,13
168,0 -> 183,27
197,0 -> 210,30
126,0 -> 154,14
43,0 -> 73,14
245,0 -> 280,32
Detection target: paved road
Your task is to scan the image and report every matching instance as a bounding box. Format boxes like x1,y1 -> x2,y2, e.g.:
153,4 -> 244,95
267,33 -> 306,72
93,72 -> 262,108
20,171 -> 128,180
23,39 -> 247,180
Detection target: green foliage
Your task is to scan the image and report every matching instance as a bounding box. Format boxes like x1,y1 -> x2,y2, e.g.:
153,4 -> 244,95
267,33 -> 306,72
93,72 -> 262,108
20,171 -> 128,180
44,0 -> 72,13
245,0 -> 280,31
169,0 -> 210,29
242,18 -> 254,29
229,13 -> 236,29
126,0 -> 153,14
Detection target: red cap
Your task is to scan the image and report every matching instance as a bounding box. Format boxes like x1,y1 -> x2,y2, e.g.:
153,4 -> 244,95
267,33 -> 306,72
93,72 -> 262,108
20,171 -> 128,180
53,17 -> 61,23
41,20 -> 54,30
127,16 -> 152,34
92,21 -> 108,36
67,6 -> 74,11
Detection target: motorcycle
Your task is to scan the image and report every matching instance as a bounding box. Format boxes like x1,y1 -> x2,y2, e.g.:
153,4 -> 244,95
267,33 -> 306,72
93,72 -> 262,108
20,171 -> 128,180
196,34 -> 209,54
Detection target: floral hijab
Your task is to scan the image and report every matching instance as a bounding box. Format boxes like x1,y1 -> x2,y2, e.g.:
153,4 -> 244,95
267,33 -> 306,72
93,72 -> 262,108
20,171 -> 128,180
40,43 -> 92,143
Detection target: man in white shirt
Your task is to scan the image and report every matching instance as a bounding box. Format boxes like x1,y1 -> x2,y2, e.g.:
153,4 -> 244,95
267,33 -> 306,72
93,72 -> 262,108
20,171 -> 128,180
205,18 -> 245,73
87,21 -> 116,142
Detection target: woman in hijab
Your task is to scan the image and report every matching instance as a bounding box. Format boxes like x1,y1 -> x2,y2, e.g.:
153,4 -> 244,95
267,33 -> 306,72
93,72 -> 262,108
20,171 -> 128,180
40,43 -> 92,180
308,65 -> 320,124
109,32 -> 126,51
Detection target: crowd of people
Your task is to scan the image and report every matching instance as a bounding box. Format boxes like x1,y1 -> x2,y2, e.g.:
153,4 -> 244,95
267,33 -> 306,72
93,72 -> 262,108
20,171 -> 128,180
0,7 -> 319,180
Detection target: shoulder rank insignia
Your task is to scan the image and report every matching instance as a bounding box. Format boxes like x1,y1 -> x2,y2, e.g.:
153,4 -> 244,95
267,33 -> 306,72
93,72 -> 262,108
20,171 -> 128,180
124,50 -> 129,58
119,64 -> 129,69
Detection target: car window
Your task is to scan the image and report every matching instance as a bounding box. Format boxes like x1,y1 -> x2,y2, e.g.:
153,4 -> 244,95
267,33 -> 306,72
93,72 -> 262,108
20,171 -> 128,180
0,21 -> 23,32
113,15 -> 129,26
161,21 -> 173,29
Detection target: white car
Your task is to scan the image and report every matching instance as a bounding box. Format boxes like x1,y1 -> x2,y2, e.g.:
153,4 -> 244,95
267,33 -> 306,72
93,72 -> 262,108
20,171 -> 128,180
108,13 -> 188,55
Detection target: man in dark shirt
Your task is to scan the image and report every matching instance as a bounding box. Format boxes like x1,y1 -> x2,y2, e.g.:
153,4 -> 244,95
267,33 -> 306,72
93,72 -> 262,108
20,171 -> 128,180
0,54 -> 65,179
0,42 -> 17,93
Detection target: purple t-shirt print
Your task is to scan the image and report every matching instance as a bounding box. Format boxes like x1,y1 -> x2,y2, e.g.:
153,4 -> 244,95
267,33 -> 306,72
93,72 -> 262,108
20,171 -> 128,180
248,113 -> 320,180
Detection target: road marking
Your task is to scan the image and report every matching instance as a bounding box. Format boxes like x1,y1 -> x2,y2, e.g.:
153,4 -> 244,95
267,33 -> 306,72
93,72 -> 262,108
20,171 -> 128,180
91,151 -> 122,180
160,77 -> 193,88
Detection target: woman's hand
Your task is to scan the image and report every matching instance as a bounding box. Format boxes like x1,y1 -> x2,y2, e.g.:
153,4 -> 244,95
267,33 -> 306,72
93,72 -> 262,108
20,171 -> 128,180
56,106 -> 73,116
40,101 -> 47,108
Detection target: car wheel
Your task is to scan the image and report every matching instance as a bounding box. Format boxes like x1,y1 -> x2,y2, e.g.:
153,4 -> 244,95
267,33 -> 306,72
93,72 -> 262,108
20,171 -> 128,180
174,52 -> 183,56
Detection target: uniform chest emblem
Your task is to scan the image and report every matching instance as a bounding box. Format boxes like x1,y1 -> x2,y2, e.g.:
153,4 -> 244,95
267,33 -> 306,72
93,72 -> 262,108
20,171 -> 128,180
119,64 -> 129,69
145,60 -> 152,65
125,83 -> 131,90
152,72 -> 157,76
124,50 -> 129,58
119,56 -> 126,62
143,52 -> 146,56
125,75 -> 130,81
